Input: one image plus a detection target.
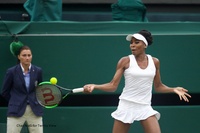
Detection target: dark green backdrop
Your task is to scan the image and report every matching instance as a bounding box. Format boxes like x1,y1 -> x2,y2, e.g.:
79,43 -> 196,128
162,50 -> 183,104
0,21 -> 200,133
1,21 -> 200,94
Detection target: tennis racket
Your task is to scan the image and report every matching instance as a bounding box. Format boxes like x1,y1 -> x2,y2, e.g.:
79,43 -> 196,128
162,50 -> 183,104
35,81 -> 84,108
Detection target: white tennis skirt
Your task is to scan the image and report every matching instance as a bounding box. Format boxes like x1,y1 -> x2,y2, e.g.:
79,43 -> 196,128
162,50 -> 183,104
111,100 -> 160,124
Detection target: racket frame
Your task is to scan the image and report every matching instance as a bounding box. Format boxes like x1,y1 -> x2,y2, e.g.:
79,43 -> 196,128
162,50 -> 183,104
36,82 -> 83,108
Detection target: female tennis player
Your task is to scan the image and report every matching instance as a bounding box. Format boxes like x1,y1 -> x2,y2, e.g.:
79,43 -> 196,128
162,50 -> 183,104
83,29 -> 191,133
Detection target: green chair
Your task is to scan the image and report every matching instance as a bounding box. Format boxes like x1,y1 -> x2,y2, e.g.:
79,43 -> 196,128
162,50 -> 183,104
24,0 -> 62,21
111,0 -> 148,22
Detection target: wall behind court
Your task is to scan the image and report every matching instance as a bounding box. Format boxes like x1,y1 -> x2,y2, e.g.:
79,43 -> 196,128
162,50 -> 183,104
0,21 -> 200,95
0,21 -> 200,133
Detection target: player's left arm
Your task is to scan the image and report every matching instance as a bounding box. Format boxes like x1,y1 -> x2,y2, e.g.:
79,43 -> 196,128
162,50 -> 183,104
153,57 -> 191,102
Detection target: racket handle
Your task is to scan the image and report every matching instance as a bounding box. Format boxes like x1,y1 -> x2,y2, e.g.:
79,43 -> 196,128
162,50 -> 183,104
72,88 -> 84,93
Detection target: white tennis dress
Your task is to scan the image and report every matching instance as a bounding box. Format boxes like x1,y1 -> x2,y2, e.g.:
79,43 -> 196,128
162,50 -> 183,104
111,54 -> 160,124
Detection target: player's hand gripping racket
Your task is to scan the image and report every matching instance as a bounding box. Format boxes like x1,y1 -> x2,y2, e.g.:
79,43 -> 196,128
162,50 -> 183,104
36,81 -> 83,108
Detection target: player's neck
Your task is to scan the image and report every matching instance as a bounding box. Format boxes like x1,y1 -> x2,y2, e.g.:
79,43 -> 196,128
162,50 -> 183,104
135,54 -> 147,62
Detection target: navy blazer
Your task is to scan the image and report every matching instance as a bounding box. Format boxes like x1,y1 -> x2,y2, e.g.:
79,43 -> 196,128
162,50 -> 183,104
1,64 -> 43,117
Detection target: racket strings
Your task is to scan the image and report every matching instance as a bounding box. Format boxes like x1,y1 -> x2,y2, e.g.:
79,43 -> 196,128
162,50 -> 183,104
36,84 -> 62,106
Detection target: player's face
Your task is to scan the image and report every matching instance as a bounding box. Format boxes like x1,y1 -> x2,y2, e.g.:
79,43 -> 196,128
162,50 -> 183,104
18,49 -> 32,66
129,37 -> 146,55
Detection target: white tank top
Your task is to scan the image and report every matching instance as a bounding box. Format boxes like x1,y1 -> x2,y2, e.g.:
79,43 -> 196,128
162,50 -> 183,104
119,54 -> 156,105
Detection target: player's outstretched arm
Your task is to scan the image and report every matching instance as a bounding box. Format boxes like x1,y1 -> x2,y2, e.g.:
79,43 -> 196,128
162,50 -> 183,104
153,57 -> 191,102
173,87 -> 191,102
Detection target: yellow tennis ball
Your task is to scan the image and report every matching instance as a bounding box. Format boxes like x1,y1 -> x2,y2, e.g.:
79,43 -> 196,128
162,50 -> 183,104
50,77 -> 57,85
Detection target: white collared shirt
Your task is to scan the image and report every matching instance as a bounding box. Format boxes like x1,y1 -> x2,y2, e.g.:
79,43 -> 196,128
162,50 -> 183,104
20,63 -> 31,90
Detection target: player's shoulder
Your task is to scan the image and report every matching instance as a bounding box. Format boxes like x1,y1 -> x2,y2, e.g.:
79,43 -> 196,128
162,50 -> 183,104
119,56 -> 130,64
150,56 -> 160,67
116,56 -> 130,69
147,54 -> 159,62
